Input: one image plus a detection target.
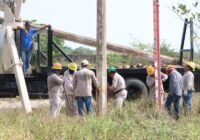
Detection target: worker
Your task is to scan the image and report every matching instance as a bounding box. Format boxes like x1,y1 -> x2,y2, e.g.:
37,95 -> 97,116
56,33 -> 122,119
18,21 -> 49,75
146,66 -> 168,104
63,62 -> 78,116
47,62 -> 64,119
73,60 -> 99,116
108,66 -> 127,109
182,62 -> 195,115
165,65 -> 183,120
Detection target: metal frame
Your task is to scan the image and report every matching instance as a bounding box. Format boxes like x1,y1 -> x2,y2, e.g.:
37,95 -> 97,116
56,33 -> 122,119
179,18 -> 194,65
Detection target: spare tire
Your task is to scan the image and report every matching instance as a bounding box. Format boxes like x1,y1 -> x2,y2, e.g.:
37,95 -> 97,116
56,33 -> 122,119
125,78 -> 148,100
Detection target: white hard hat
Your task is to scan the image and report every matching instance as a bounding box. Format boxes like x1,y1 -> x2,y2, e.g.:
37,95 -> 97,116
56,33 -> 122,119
81,60 -> 90,66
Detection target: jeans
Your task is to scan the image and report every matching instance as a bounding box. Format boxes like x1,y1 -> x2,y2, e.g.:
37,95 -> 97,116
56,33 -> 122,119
76,96 -> 92,116
165,94 -> 181,117
182,90 -> 193,112
20,48 -> 32,73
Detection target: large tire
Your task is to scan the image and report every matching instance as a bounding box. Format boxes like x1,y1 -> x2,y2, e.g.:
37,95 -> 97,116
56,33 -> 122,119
125,78 -> 148,100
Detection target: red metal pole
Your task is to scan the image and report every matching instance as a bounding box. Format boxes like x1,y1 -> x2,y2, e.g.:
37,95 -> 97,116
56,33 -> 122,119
153,0 -> 162,109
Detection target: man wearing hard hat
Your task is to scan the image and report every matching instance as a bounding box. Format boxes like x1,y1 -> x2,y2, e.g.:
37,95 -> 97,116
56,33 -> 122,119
165,65 -> 183,120
73,60 -> 99,116
47,62 -> 64,119
63,62 -> 78,116
182,62 -> 195,115
146,66 -> 168,104
108,66 -> 127,109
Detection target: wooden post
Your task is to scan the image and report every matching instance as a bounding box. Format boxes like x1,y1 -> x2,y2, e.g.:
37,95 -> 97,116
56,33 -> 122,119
96,0 -> 107,115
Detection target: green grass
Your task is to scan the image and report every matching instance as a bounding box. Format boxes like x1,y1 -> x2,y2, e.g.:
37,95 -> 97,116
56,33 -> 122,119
0,94 -> 200,140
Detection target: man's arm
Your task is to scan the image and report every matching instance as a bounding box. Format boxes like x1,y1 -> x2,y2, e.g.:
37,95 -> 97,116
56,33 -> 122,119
17,26 -> 28,33
38,25 -> 49,32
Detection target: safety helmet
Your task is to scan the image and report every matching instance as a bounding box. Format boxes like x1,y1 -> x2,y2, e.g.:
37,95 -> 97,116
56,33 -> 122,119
186,61 -> 195,71
108,66 -> 117,73
166,65 -> 175,72
81,59 -> 90,66
51,62 -> 62,70
68,62 -> 77,71
146,66 -> 155,76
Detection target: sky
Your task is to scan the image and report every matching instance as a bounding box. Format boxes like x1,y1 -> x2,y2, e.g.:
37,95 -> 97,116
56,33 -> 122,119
20,0 -> 192,50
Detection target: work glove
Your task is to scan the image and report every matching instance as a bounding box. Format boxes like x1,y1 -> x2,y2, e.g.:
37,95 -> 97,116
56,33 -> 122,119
183,90 -> 188,96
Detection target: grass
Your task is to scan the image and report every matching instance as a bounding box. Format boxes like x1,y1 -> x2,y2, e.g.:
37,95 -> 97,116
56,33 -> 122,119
0,94 -> 200,140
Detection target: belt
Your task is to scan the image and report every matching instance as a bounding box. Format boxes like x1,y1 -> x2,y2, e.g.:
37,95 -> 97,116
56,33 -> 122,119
113,88 -> 126,95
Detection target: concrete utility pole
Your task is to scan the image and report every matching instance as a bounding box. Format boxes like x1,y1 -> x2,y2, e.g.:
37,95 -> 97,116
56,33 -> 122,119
96,0 -> 107,115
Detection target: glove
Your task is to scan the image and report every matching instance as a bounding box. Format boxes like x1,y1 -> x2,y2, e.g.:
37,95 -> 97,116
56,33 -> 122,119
183,90 -> 188,96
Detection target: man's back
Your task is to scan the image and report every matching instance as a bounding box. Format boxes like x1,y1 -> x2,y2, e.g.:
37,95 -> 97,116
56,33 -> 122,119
73,68 -> 98,97
169,70 -> 183,96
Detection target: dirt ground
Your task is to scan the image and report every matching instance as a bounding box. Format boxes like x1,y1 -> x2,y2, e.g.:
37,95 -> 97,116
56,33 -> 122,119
0,97 -> 65,110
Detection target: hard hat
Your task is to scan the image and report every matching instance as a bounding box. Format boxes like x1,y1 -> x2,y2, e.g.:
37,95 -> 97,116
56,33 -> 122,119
146,66 -> 155,75
108,66 -> 117,73
166,65 -> 175,72
186,61 -> 195,71
81,60 -> 90,66
51,62 -> 62,70
68,62 -> 77,71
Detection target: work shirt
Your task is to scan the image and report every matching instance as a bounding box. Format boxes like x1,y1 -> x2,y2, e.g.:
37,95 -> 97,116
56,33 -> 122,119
146,73 -> 168,96
182,71 -> 194,92
20,28 -> 38,49
109,73 -> 127,97
73,67 -> 98,97
169,69 -> 183,96
47,72 -> 64,97
64,70 -> 75,95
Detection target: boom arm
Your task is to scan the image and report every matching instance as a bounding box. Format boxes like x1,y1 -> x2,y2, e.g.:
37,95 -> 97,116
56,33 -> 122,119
0,0 -> 24,23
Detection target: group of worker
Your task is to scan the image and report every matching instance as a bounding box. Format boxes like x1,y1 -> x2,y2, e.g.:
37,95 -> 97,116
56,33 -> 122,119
146,62 -> 195,119
17,21 -> 195,120
47,60 -> 127,119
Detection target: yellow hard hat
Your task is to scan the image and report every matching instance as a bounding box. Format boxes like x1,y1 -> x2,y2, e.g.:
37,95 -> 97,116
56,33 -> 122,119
166,65 -> 175,72
51,62 -> 62,70
147,66 -> 155,75
186,61 -> 195,71
68,62 -> 77,71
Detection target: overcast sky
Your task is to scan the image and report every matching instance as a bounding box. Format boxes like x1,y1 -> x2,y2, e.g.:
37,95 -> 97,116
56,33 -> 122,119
21,0 -> 192,50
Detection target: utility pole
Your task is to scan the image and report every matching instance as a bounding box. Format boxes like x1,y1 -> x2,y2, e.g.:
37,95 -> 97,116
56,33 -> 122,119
96,0 -> 107,115
153,0 -> 162,109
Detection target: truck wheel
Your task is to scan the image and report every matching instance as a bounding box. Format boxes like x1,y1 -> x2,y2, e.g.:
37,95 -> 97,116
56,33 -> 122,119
125,78 -> 148,100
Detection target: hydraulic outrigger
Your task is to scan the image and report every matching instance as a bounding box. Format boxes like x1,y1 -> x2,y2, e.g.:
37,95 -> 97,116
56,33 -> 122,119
0,0 -> 32,113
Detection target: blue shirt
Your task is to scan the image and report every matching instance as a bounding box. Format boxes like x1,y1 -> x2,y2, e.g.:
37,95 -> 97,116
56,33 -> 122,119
20,28 -> 38,49
169,70 -> 183,96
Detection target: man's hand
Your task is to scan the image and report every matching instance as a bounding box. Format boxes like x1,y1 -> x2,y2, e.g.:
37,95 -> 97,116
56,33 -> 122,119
96,87 -> 101,93
183,90 -> 188,96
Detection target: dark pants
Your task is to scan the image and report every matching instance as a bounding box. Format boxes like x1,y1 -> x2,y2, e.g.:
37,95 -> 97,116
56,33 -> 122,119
165,94 -> 181,117
76,96 -> 92,116
182,90 -> 193,113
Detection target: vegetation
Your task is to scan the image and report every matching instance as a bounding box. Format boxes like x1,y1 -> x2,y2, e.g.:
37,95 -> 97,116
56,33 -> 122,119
0,93 -> 199,139
172,0 -> 200,64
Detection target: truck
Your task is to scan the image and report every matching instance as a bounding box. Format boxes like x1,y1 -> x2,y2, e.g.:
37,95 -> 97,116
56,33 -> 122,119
0,0 -> 200,101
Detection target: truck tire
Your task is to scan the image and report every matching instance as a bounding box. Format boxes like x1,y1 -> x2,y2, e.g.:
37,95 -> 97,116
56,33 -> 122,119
125,78 -> 148,100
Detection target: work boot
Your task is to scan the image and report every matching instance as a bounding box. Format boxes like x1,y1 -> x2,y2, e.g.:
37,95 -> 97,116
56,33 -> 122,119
175,114 -> 179,120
